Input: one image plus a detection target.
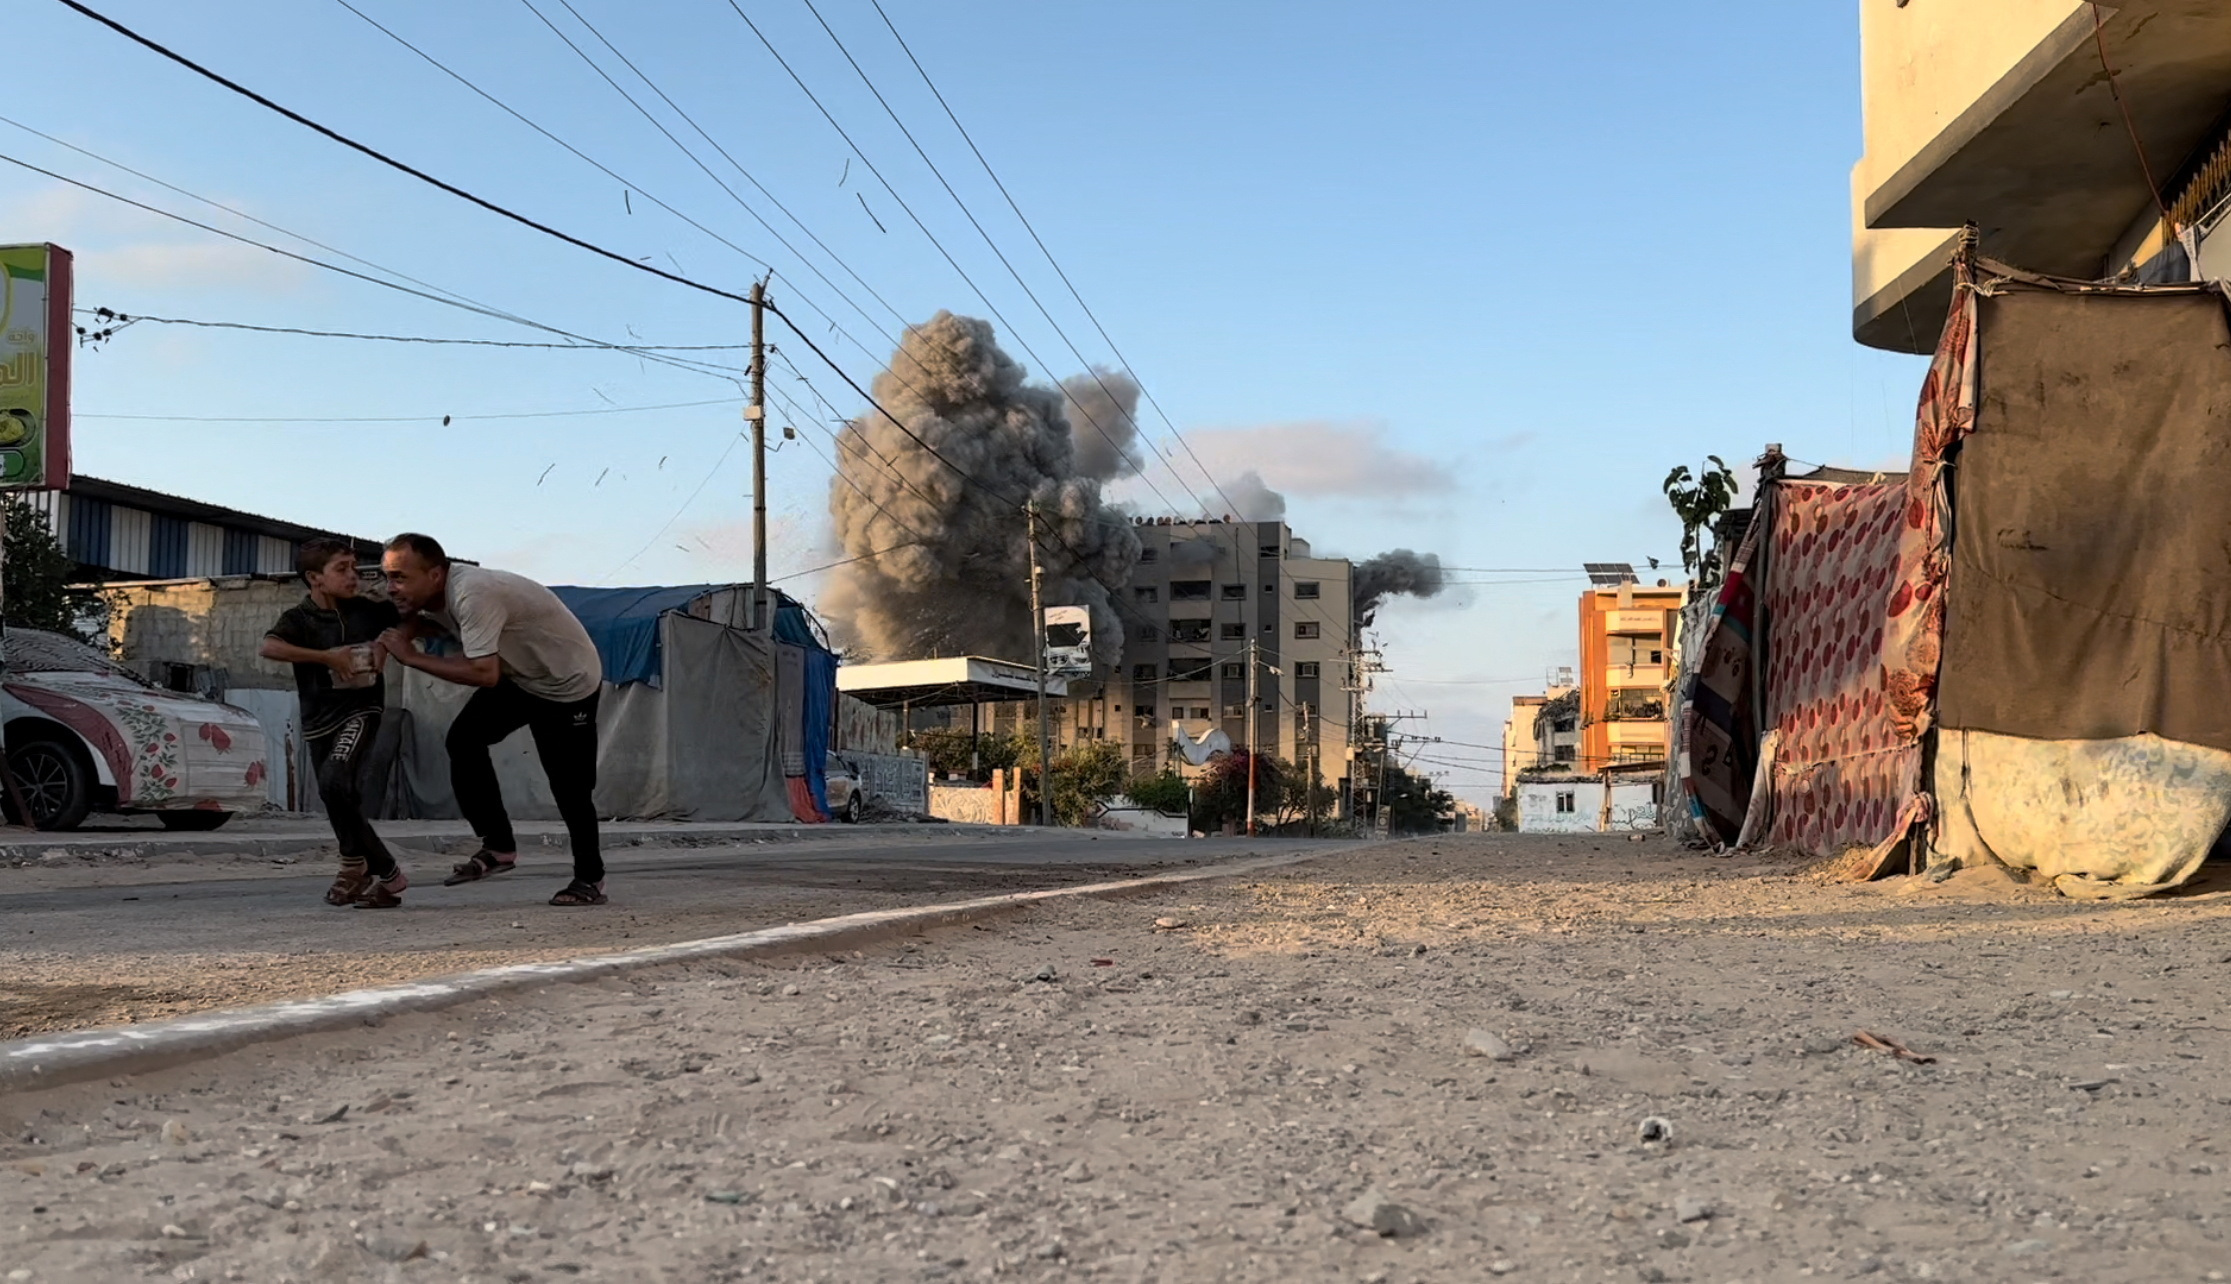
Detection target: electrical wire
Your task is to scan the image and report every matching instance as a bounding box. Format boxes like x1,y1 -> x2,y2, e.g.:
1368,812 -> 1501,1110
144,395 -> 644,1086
76,309 -> 748,351
78,396 -> 737,424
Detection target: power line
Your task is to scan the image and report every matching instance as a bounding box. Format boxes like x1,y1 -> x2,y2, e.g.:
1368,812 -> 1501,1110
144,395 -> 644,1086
78,396 -> 737,424
0,147 -> 737,385
55,0 -> 757,308
76,309 -> 748,351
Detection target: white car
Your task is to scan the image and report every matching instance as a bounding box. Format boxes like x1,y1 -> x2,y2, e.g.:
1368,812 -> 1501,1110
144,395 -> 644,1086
1,628 -> 271,831
823,752 -> 866,824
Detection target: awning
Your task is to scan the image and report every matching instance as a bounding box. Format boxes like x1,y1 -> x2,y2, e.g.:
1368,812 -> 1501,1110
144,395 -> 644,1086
836,656 -> 1067,708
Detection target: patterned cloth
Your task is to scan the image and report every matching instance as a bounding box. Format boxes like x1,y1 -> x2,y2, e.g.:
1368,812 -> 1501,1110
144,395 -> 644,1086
1680,505 -> 1767,845
1761,482 -> 1917,853
1884,277 -> 1977,740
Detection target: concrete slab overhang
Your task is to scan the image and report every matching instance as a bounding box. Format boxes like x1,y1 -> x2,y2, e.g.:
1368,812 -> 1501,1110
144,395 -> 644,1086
1857,3 -> 2231,352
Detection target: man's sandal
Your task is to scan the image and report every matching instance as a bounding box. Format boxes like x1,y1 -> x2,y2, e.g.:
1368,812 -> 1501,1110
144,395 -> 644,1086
443,850 -> 518,886
549,880 -> 607,907
354,869 -> 409,909
325,866 -> 373,906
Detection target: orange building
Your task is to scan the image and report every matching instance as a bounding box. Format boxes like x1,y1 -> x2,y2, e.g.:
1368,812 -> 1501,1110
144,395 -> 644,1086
1577,582 -> 1686,772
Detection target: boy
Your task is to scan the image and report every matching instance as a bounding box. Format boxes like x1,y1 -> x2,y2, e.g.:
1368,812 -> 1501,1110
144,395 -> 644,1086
260,538 -> 407,908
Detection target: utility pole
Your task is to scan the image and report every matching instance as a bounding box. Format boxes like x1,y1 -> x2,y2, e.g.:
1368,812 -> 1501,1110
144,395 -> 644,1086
747,280 -> 768,631
1027,501 -> 1052,826
1244,638 -> 1258,836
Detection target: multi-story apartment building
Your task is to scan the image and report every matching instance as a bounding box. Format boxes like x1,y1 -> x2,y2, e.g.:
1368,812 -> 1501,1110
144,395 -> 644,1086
1577,582 -> 1685,772
1500,668 -> 1578,798
1853,4 -> 2231,352
979,518 -> 1354,803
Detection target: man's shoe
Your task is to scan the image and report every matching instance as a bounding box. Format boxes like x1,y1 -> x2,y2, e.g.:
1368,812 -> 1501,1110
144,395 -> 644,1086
355,868 -> 409,909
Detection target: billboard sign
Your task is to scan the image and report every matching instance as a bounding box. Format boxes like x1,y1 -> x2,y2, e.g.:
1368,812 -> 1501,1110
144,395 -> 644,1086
1042,605 -> 1092,679
0,243 -> 72,490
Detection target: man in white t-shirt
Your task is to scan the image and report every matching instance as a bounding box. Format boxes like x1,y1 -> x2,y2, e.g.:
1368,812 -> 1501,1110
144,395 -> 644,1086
378,533 -> 609,906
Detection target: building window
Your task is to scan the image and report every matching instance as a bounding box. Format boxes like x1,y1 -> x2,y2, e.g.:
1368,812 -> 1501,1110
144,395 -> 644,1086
1220,622 -> 1246,640
1168,657 -> 1213,682
1553,718 -> 1575,734
1553,745 -> 1575,763
1220,662 -> 1244,680
1132,663 -> 1158,681
1137,625 -> 1159,642
1223,703 -> 1248,719
1139,548 -> 1158,563
1135,707 -> 1157,727
1260,543 -> 1281,558
1555,791 -> 1576,814
1650,649 -> 1664,664
1295,621 -> 1320,640
1191,706 -> 1212,720
1262,582 -> 1275,594
1296,661 -> 1320,679
1221,583 -> 1247,600
1170,580 -> 1211,601
1294,581 -> 1320,599
1169,618 -> 1211,643
1134,586 -> 1158,604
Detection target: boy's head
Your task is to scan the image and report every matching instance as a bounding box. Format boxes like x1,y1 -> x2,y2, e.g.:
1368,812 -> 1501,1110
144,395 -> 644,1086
297,538 -> 360,599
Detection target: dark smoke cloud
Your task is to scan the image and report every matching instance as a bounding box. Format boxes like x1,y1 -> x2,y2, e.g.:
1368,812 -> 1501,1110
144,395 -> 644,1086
1353,549 -> 1444,625
1059,367 -> 1141,483
822,312 -> 1139,667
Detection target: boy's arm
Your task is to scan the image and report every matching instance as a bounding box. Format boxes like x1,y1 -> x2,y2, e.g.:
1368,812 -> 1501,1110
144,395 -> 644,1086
260,635 -> 353,673
380,635 -> 502,688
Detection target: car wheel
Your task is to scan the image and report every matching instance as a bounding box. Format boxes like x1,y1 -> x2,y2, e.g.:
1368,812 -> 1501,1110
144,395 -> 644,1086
156,811 -> 233,831
842,793 -> 862,824
6,734 -> 94,831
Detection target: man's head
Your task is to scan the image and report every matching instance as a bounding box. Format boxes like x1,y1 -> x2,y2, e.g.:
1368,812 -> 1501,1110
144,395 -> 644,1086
297,538 -> 360,601
382,532 -> 450,615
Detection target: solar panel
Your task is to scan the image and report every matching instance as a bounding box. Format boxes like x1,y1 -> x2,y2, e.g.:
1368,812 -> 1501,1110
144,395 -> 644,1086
1583,562 -> 1637,586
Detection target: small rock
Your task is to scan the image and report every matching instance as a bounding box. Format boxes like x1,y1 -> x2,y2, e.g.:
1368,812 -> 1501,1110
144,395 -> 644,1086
159,1119 -> 190,1146
704,1191 -> 746,1205
1656,1229 -> 1691,1250
313,1105 -> 349,1125
1410,943 -> 1427,956
2047,990 -> 2073,1000
510,921 -> 525,930
7,1269 -> 31,1281
2069,1078 -> 2117,1092
1060,1161 -> 1092,1183
160,1224 -> 188,1239
780,984 -> 801,997
1799,1034 -> 1844,1056
1342,1188 -> 1424,1238
1674,1196 -> 1712,1223
1627,833 -> 1647,843
1488,1261 -> 1517,1276
1462,1029 -> 1516,1061
1032,1239 -> 1066,1260
363,1237 -> 428,1263
1153,917 -> 1189,931
1637,1117 -> 1673,1145
1031,965 -> 1058,983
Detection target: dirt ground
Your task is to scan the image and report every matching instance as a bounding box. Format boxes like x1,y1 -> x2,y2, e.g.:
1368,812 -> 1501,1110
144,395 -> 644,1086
6,833 -> 2231,1283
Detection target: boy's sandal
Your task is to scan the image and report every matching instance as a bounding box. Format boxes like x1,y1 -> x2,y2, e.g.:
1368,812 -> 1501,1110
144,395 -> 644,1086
549,880 -> 607,907
325,866 -> 373,906
354,869 -> 409,910
443,850 -> 517,886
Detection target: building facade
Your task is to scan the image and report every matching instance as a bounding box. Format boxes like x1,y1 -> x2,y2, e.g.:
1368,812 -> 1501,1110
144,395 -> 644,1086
1500,669 -> 1579,798
20,475 -> 382,582
1853,3 -> 2231,352
973,518 -> 1355,803
1577,583 -> 1684,773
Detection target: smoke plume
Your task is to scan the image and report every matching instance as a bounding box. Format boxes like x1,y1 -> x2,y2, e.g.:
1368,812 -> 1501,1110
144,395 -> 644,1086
1059,367 -> 1141,483
1216,469 -> 1287,521
822,312 -> 1139,667
1353,548 -> 1445,625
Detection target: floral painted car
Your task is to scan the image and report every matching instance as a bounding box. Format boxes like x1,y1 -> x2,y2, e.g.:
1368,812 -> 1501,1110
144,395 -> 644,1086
1,628 -> 269,830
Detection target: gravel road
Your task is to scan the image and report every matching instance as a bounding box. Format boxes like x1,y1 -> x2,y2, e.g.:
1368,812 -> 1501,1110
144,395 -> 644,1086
1,829 -> 1316,1037
5,833 -> 2231,1282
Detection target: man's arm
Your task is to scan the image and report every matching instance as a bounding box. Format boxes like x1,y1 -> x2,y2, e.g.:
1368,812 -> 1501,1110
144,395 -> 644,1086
379,629 -> 502,688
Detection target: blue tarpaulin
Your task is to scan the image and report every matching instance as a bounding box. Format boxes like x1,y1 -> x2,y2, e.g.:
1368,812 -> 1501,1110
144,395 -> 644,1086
549,585 -> 723,688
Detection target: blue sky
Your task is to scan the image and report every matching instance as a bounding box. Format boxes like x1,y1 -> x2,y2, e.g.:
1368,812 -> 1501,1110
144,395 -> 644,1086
5,0 -> 1927,803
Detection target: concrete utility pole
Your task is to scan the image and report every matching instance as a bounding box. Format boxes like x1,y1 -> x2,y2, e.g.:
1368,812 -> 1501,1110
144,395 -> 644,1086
1244,638 -> 1258,836
1027,501 -> 1052,826
747,280 -> 769,631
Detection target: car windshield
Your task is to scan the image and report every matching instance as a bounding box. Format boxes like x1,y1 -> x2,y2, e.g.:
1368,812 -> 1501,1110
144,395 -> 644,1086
3,627 -> 152,685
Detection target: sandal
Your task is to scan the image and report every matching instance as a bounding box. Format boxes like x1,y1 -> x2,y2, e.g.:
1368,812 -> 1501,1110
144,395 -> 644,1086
325,865 -> 372,906
549,879 -> 607,907
443,849 -> 518,886
354,868 -> 409,909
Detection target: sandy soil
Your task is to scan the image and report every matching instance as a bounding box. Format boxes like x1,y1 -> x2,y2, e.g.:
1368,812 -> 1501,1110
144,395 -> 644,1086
5,833 -> 2231,1283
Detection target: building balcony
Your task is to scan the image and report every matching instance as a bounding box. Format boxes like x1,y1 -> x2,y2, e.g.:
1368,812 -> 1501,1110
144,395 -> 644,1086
1605,665 -> 1667,689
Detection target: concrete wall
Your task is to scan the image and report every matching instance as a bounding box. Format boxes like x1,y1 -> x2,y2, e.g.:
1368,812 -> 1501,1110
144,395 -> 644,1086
931,783 -> 1002,826
1516,779 -> 1659,833
105,578 -> 309,691
848,751 -> 928,814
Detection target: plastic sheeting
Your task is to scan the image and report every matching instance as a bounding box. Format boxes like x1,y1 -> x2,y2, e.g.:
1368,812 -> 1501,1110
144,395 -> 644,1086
389,612 -> 789,822
549,585 -> 725,688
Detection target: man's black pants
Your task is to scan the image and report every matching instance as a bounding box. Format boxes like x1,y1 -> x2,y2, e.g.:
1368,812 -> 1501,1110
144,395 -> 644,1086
446,679 -> 602,884
310,707 -> 395,878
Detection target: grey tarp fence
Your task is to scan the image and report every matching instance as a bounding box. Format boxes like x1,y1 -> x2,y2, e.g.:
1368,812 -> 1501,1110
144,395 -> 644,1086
1937,287 -> 2231,751
386,612 -> 789,822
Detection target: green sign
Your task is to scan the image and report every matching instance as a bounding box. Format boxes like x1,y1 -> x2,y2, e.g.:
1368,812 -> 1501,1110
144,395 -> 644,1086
0,243 -> 72,490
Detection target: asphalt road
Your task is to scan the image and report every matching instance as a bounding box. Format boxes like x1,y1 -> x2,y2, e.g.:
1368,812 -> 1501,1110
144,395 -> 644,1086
1,829 -> 1340,1034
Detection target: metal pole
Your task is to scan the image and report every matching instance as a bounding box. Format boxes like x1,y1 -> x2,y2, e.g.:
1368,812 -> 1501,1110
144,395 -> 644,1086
1028,501 -> 1051,826
1244,637 -> 1257,836
748,280 -> 768,630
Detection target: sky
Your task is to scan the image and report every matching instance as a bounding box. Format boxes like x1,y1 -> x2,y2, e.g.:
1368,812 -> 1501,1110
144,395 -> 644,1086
4,0 -> 1929,805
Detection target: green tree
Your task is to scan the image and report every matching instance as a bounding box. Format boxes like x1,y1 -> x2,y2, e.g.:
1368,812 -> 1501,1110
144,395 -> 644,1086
1124,769 -> 1190,815
3,495 -> 103,642
910,726 -> 1023,782
1663,455 -> 1741,588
